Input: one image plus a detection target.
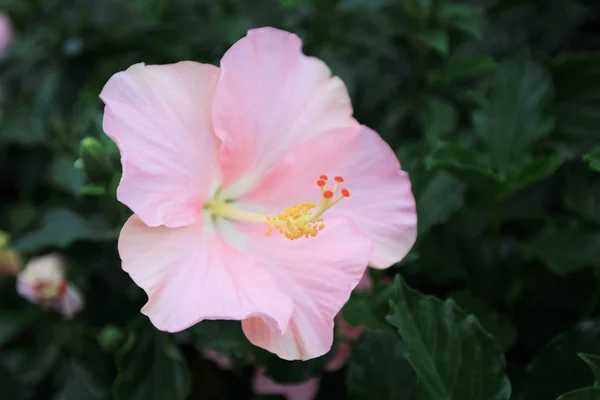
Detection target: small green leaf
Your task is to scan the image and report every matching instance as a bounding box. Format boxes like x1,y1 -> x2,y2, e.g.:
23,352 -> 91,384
79,184 -> 107,196
583,146 -> 600,174
346,331 -> 417,400
557,387 -> 600,400
421,97 -> 457,143
113,318 -> 191,400
13,208 -> 117,252
386,276 -> 511,400
417,29 -> 449,55
473,56 -> 554,172
440,4 -> 483,39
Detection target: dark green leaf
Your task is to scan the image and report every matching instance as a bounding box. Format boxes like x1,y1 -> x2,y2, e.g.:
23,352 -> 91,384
583,146 -> 600,174
431,55 -> 497,84
386,276 -> 511,400
450,290 -> 517,351
50,155 -> 84,195
342,283 -> 396,333
558,388 -> 600,400
421,97 -> 457,143
54,359 -> 110,400
13,208 -> 118,252
516,320 -> 600,400
579,353 -> 600,385
188,320 -> 253,357
417,29 -> 449,55
416,171 -> 465,235
346,331 -> 417,400
525,228 -> 600,275
553,52 -> 600,155
473,56 -> 554,171
113,318 -> 191,400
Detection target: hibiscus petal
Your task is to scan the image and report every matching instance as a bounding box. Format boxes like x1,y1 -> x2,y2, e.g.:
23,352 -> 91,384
100,61 -> 221,228
212,27 -> 356,194
240,217 -> 372,360
241,125 -> 417,269
253,368 -> 320,400
118,215 -> 293,333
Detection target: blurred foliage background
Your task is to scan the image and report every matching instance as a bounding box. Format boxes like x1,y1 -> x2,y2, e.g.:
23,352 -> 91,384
1,0 -> 600,399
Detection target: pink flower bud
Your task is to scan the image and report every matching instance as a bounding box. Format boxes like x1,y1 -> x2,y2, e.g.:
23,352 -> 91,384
16,254 -> 84,317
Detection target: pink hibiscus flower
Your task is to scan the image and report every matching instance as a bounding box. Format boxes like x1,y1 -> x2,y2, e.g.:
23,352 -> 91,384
100,27 -> 416,360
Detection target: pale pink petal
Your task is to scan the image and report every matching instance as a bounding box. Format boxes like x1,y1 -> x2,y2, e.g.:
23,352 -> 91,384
335,314 -> 365,342
240,217 -> 372,360
241,125 -> 417,269
118,215 -> 293,333
0,13 -> 12,56
201,350 -> 233,370
253,368 -> 320,400
325,341 -> 353,372
212,27 -> 356,194
100,62 -> 221,228
356,270 -> 373,291
58,284 -> 84,318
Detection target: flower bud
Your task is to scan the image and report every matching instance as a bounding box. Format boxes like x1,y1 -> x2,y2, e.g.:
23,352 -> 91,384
16,254 -> 84,318
79,136 -> 112,183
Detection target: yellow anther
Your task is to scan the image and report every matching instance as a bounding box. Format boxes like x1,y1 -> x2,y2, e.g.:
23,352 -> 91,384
265,202 -> 324,240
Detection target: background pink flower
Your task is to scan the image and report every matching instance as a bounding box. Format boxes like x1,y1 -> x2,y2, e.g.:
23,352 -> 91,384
16,254 -> 84,318
0,12 -> 12,57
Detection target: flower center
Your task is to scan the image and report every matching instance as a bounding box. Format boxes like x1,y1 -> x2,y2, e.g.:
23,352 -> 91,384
206,174 -> 350,240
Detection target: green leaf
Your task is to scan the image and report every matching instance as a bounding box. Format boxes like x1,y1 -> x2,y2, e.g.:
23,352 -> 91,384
524,228 -> 600,275
431,55 -> 497,84
440,4 -> 483,39
583,146 -> 600,174
13,208 -> 117,252
421,97 -> 457,143
346,331 -> 417,400
552,52 -> 600,155
188,320 -> 252,357
425,143 -> 507,198
558,388 -> 600,400
417,29 -> 449,55
0,312 -> 28,347
386,276 -> 511,400
342,283 -> 397,333
579,353 -> 600,385
450,290 -> 517,351
426,143 -> 562,200
416,171 -> 466,235
54,359 -> 110,400
113,318 -> 191,400
515,320 -> 600,400
473,56 -> 554,171
50,155 -> 84,195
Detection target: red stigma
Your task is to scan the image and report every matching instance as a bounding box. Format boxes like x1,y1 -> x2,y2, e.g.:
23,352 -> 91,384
320,175 -> 329,181
324,190 -> 334,199
341,189 -> 350,197
317,180 -> 326,187
334,176 -> 344,183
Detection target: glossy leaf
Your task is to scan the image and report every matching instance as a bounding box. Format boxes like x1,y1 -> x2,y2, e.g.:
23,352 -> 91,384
386,276 -> 511,400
